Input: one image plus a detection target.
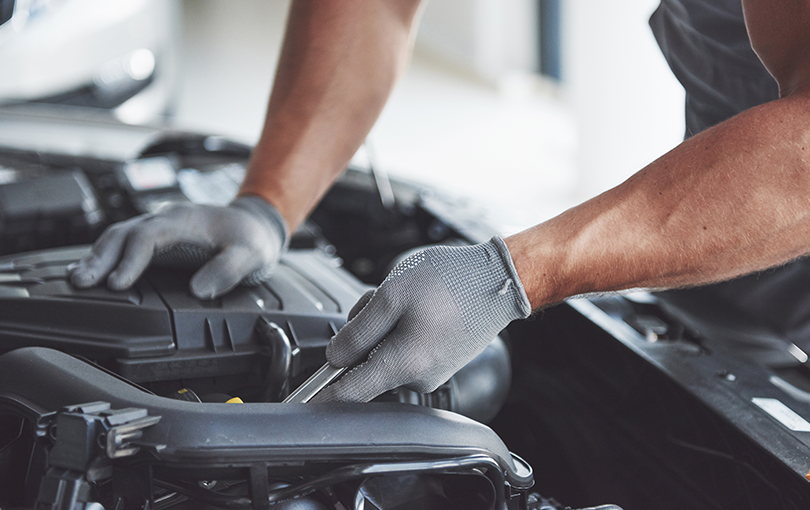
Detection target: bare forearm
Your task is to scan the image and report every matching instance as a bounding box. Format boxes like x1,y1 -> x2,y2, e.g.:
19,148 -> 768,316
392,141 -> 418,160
507,93 -> 810,309
239,0 -> 423,231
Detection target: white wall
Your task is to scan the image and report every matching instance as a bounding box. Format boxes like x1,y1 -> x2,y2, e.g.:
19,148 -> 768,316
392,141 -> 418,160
562,0 -> 685,200
174,0 -> 290,141
414,0 -> 686,207
171,0 -> 687,225
417,0 -> 538,81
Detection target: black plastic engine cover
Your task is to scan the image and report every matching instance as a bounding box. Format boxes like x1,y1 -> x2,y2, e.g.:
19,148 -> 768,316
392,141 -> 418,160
0,169 -> 104,255
0,347 -> 533,507
0,245 -> 367,387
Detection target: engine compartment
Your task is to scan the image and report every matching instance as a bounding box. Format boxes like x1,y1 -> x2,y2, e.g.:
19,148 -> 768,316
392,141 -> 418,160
0,348 -> 533,510
0,107 -> 537,510
5,106 -> 810,509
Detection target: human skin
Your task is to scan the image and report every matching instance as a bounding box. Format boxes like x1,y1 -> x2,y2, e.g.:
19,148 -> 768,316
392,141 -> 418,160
242,0 -> 810,311
239,0 -> 425,232
68,0 -> 426,299
506,0 -> 810,309
229,0 -> 810,401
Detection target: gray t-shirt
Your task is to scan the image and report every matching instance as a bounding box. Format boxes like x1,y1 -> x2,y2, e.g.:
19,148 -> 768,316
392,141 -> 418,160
649,0 -> 778,137
651,1 -> 810,350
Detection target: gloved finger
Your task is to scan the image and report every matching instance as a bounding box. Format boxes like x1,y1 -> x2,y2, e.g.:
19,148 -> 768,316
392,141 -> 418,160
189,245 -> 257,300
347,289 -> 375,321
106,224 -> 163,290
312,339 -> 406,403
326,286 -> 403,367
70,216 -> 143,288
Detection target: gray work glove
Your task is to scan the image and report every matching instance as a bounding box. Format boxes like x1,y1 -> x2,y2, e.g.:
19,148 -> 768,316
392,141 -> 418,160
313,236 -> 531,403
69,195 -> 289,299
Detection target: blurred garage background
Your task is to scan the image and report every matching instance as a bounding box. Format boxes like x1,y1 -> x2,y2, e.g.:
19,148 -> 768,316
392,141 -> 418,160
0,0 -> 685,232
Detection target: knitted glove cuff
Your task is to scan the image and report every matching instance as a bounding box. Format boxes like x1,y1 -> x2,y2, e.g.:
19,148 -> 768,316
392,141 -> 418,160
490,236 -> 532,319
425,236 -> 532,341
231,195 -> 291,251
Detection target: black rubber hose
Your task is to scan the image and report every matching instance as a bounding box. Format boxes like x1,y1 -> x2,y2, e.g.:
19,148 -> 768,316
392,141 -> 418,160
257,318 -> 293,402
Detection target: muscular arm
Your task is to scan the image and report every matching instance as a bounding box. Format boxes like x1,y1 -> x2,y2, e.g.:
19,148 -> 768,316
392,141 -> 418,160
317,0 -> 810,403
239,0 -> 424,231
68,1 -> 424,299
507,0 -> 810,309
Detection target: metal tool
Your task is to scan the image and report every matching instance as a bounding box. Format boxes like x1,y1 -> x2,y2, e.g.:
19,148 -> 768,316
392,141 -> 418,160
364,140 -> 395,210
282,363 -> 348,403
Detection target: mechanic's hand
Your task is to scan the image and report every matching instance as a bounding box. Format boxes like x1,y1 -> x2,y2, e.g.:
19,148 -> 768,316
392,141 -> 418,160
313,237 -> 531,403
69,196 -> 289,299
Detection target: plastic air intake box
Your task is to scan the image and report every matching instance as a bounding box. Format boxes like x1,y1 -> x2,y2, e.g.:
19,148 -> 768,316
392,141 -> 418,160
0,170 -> 104,254
0,245 -> 367,398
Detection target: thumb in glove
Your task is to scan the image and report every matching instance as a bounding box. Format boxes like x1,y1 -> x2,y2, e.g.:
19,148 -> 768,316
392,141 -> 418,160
313,236 -> 531,403
69,195 -> 289,299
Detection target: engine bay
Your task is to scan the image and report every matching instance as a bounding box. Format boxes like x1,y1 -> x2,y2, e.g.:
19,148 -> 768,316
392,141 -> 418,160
3,106 -> 810,509
0,107 -> 537,510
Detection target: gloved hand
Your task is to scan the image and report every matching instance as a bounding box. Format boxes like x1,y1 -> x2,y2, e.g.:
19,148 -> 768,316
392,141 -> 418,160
313,236 -> 531,403
69,195 -> 289,299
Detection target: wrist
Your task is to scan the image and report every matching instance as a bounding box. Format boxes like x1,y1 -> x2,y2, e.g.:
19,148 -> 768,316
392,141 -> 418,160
504,230 -> 562,310
490,236 -> 532,319
231,195 -> 291,250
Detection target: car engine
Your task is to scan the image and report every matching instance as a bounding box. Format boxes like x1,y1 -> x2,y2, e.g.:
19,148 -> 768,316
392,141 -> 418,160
0,106 -> 558,510
6,105 -> 810,510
